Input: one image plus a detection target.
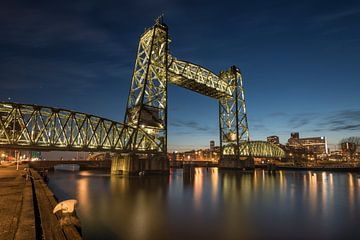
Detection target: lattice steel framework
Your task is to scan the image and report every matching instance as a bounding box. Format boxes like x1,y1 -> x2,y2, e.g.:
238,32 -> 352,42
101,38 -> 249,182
219,66 -> 251,160
0,102 -> 155,153
223,141 -> 285,158
168,59 -> 231,98
124,20 -> 169,155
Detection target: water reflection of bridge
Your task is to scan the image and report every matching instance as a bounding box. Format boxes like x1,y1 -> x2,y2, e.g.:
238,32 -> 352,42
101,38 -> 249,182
0,19 -> 284,174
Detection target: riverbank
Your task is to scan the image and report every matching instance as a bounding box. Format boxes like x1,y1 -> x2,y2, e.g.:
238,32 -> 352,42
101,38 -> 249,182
0,165 -> 82,240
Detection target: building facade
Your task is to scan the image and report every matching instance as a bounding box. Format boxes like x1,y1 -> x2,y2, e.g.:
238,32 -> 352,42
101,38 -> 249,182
287,132 -> 328,158
267,136 -> 280,145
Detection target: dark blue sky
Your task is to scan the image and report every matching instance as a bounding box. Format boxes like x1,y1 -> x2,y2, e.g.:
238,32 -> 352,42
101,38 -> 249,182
1,0 -> 359,151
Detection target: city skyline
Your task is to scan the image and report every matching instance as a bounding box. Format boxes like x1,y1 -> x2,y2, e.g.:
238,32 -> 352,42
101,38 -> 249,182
1,0 -> 359,152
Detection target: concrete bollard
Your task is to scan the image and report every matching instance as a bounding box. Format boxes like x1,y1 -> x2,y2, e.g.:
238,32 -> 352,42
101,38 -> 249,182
53,199 -> 81,228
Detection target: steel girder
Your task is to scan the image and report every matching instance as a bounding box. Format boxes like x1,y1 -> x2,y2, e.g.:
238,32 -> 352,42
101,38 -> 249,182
219,67 -> 251,159
0,102 -> 155,153
223,141 -> 285,158
168,59 -> 231,99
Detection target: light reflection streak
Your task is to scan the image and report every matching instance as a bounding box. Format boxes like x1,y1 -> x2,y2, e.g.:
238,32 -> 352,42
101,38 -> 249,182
131,191 -> 148,240
194,168 -> 203,210
253,169 -> 257,188
321,172 -> 328,210
262,170 -> 265,184
211,168 -> 219,204
279,170 -> 286,193
77,177 -> 90,218
309,172 -> 318,216
348,173 -> 354,210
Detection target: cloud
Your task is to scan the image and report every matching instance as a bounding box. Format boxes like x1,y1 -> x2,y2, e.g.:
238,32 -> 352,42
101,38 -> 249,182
320,110 -> 360,132
287,112 -> 317,129
0,56 -> 132,93
288,117 -> 311,128
170,119 -> 216,135
170,119 -> 208,131
314,8 -> 360,23
272,109 -> 360,132
330,124 -> 360,131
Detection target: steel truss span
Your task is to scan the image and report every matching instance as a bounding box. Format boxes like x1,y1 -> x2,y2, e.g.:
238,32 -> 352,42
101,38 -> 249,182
168,59 -> 231,99
223,141 -> 285,158
0,102 -> 158,153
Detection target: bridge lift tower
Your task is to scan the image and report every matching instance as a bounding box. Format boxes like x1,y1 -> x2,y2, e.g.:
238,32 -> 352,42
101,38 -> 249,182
111,18 -> 252,174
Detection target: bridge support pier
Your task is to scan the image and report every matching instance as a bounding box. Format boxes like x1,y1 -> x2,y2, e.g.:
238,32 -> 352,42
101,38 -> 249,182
219,156 -> 254,170
111,154 -> 169,175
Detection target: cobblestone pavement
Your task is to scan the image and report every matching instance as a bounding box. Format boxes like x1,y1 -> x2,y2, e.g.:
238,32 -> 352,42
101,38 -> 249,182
0,165 -> 33,240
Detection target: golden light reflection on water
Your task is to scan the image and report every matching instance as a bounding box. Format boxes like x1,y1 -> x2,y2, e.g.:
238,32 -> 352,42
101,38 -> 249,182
302,171 -> 356,218
77,175 -> 90,218
211,168 -> 219,204
308,172 -> 318,215
279,170 -> 287,195
193,168 -> 204,210
321,172 -> 328,208
348,173 -> 354,210
107,176 -> 168,240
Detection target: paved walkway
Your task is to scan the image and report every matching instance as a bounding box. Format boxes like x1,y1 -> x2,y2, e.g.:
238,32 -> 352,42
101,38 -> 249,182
0,165 -> 35,240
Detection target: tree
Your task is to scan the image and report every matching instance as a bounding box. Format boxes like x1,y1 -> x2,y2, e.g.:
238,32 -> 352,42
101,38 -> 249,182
340,137 -> 360,146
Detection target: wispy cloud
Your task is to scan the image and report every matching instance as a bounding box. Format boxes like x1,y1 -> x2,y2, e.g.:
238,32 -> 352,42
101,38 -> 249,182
171,119 -> 208,131
282,110 -> 360,133
287,113 -> 317,129
314,8 -> 360,23
319,110 -> 360,132
0,56 -> 131,93
170,119 -> 216,135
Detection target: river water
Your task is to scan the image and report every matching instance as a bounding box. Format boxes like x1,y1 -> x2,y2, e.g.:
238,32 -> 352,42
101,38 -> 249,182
47,168 -> 360,240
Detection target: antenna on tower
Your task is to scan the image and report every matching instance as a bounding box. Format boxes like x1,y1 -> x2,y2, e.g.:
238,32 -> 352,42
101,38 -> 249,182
155,14 -> 165,24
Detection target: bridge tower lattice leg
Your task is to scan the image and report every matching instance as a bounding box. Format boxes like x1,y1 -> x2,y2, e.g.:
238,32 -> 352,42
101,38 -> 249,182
218,66 -> 253,169
112,20 -> 169,175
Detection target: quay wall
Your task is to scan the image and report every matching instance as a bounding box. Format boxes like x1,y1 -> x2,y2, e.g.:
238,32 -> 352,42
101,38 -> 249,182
30,169 -> 82,240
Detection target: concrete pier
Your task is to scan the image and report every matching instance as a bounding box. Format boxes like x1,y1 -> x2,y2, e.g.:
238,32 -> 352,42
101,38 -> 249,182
111,154 -> 169,175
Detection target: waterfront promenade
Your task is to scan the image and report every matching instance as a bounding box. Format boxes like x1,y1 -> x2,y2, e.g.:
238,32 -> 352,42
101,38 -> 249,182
0,165 -> 35,240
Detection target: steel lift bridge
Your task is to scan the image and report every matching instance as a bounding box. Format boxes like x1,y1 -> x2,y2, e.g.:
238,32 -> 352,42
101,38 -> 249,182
0,19 -> 284,174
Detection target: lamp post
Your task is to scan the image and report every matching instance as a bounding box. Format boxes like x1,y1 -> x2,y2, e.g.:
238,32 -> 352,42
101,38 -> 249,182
15,150 -> 19,170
